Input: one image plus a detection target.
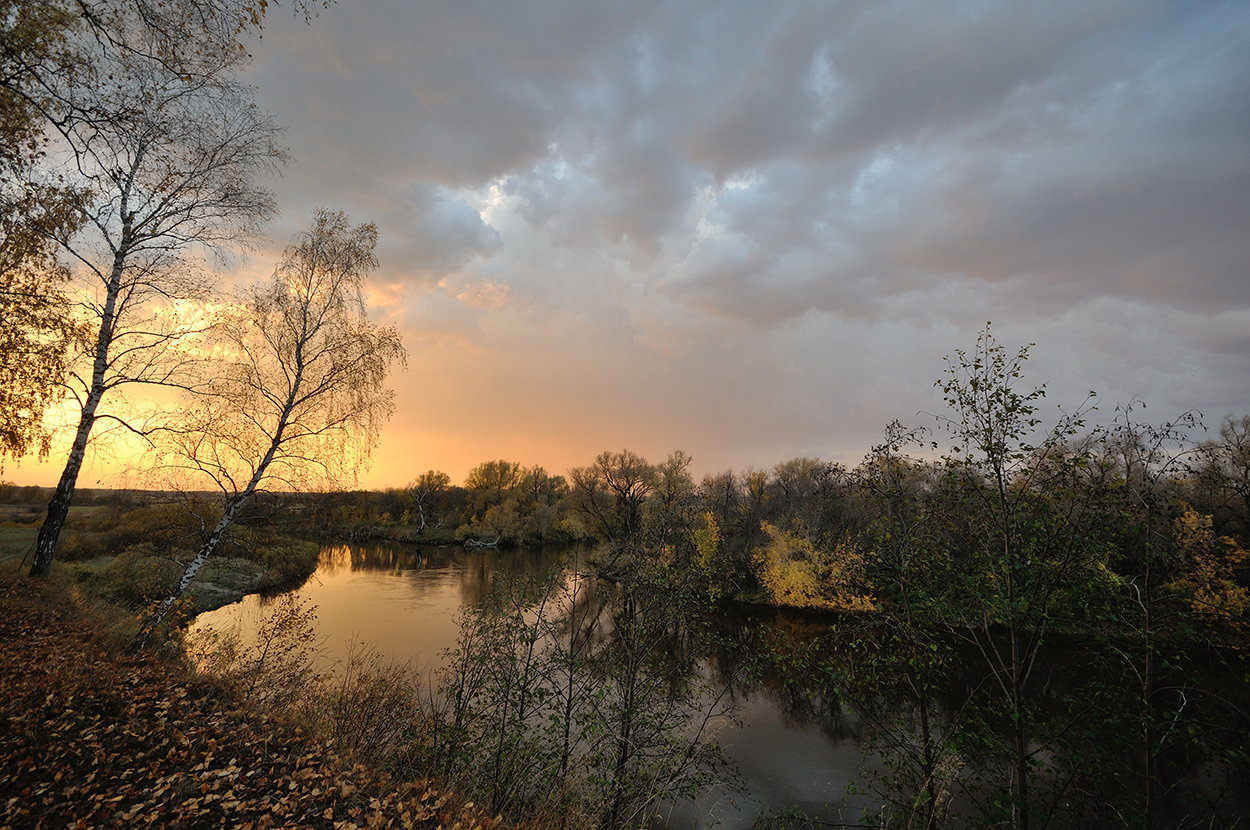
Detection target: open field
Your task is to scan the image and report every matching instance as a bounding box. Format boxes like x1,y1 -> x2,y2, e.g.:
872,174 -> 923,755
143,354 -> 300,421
0,504 -> 99,522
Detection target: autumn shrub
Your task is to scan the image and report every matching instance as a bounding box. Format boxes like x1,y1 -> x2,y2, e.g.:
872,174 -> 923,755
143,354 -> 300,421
55,530 -> 109,561
256,539 -> 321,588
305,641 -> 425,773
57,502 -> 203,562
752,522 -> 874,611
187,594 -> 321,709
188,596 -> 425,774
1168,508 -> 1250,633
98,543 -> 184,606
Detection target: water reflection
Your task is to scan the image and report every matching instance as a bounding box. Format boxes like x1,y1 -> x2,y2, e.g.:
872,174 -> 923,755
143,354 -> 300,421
193,542 -> 873,829
194,543 -> 585,670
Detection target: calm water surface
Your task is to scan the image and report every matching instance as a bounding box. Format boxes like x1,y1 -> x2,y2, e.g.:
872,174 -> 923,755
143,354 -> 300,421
193,542 -> 872,829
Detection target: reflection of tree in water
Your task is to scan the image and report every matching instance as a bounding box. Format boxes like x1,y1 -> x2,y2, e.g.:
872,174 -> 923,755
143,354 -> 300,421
704,607 -> 867,744
420,560 -> 738,829
316,543 -> 427,576
312,541 -> 581,608
718,608 -> 1250,827
774,684 -> 863,744
454,547 -> 572,606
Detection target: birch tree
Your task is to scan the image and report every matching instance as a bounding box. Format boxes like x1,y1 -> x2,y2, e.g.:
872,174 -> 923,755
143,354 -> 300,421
131,209 -> 405,650
22,3 -> 287,577
3,0 -> 332,482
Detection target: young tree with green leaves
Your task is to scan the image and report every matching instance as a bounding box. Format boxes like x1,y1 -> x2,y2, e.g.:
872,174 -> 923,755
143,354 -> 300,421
934,324 -> 1107,830
1092,401 -> 1206,825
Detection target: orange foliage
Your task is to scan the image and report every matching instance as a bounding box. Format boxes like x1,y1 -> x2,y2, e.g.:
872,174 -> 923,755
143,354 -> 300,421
752,522 -> 875,611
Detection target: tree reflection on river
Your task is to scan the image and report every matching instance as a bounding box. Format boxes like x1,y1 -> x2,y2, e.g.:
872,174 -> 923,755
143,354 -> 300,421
194,542 -> 873,829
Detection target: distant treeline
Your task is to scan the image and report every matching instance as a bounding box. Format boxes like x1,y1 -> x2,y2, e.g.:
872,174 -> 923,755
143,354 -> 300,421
0,484 -> 118,505
7,414 -> 1248,627
293,413 -> 1249,624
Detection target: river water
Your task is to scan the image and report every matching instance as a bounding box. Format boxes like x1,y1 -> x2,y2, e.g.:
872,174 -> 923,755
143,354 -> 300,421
192,542 -> 874,829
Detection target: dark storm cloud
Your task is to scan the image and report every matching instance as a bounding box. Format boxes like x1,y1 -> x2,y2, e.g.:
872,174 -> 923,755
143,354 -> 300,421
656,0 -> 1250,323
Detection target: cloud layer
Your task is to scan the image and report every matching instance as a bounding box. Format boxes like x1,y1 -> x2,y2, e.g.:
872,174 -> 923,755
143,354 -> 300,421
236,0 -> 1250,484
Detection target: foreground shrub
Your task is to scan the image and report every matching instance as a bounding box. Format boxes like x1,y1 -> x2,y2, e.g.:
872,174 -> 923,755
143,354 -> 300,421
188,596 -> 425,774
257,539 -> 321,588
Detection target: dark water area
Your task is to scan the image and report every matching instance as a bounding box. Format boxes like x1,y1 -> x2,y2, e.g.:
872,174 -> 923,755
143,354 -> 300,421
194,541 -> 1250,829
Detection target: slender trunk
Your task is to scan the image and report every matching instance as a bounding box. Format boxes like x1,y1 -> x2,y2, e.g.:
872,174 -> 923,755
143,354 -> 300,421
489,661 -> 513,812
129,491 -> 250,651
1013,638 -> 1030,830
900,573 -> 940,829
1002,489 -> 1029,830
30,236 -> 129,577
129,297 -> 306,649
606,594 -> 639,830
29,412 -> 95,576
917,680 -> 938,828
607,682 -> 635,830
557,652 -> 575,830
558,578 -> 591,825
1009,594 -> 1029,830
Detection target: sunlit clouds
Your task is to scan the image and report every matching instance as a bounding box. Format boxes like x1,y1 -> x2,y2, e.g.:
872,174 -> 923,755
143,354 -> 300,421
12,0 -> 1250,489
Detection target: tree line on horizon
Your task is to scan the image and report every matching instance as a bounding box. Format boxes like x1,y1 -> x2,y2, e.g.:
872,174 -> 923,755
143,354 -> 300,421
312,405 -> 1249,627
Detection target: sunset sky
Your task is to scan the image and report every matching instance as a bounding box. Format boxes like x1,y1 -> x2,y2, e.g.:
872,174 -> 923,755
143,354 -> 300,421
12,0 -> 1250,490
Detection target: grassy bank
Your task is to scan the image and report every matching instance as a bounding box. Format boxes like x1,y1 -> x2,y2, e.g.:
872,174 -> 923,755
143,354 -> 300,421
0,573 -> 508,830
0,503 -> 322,620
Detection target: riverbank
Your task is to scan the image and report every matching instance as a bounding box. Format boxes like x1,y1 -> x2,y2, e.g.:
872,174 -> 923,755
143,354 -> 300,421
0,539 -> 320,619
0,575 -> 510,830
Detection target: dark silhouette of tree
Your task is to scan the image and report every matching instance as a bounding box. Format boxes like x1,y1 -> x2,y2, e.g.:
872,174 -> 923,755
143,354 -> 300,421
569,449 -> 656,549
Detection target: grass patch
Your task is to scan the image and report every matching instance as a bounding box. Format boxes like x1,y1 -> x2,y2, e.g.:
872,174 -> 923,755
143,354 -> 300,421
0,526 -> 37,561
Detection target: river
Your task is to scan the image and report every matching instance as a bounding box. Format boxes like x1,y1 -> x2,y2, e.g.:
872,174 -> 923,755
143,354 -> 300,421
192,542 -> 874,829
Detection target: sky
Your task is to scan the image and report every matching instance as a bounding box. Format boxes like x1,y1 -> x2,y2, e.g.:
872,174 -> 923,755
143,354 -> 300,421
11,0 -> 1250,490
